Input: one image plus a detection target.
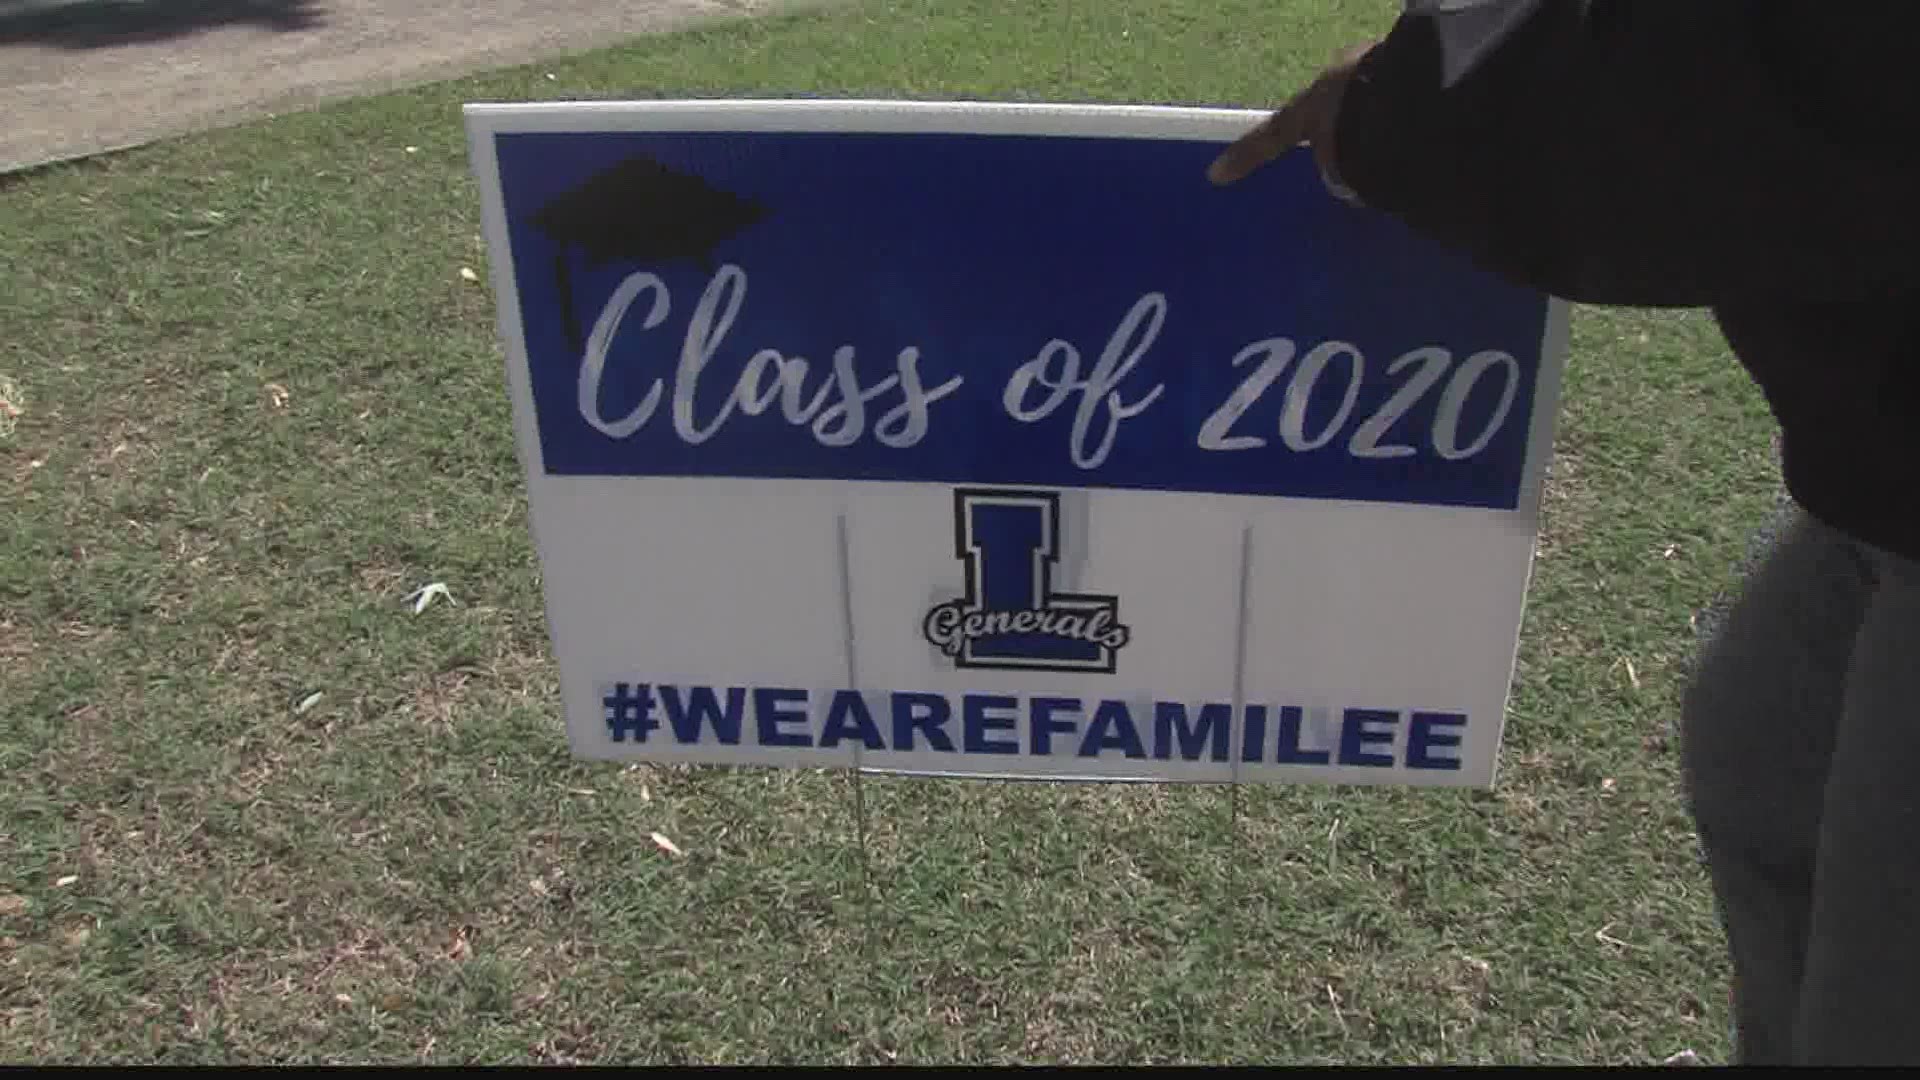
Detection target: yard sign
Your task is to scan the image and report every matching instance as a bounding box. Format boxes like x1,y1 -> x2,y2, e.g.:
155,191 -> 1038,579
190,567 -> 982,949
463,100 -> 1567,788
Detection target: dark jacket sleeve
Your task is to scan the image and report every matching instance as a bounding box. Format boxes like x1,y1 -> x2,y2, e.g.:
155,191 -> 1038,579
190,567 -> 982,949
1333,0 -> 1920,307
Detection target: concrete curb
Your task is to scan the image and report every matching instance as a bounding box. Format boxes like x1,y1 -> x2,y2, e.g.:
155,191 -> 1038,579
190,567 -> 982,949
0,0 -> 795,176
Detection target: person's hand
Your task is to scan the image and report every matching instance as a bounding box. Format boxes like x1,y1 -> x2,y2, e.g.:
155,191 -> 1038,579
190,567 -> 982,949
1208,41 -> 1378,202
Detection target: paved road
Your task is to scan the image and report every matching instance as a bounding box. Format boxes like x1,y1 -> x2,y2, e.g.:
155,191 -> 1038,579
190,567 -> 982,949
0,0 -> 776,173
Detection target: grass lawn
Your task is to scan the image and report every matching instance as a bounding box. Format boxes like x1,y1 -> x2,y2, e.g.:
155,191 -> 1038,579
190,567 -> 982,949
0,0 -> 1785,1064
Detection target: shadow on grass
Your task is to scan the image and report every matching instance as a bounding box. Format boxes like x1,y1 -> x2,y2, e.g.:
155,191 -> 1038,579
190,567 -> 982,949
0,0 -> 326,49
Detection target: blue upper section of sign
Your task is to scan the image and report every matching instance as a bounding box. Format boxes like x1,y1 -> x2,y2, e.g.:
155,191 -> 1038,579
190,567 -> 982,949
492,126 -> 1550,509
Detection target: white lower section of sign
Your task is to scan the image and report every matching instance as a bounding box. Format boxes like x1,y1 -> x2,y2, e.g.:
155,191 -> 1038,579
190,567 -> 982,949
536,476 -> 1538,787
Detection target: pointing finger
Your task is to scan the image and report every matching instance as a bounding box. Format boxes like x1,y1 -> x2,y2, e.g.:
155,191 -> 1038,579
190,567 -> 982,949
1207,97 -> 1310,186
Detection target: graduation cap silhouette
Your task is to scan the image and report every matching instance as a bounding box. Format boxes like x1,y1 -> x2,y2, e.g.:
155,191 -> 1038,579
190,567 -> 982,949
530,153 -> 771,355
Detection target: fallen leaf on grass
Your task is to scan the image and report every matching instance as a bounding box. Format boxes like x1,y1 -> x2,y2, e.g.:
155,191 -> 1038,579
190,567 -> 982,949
1325,983 -> 1347,1031
296,691 -> 324,715
54,875 -> 77,888
459,266 -> 480,283
0,375 -> 22,439
405,582 -> 454,614
334,993 -> 353,1008
1601,777 -> 1618,794
1595,923 -> 1632,949
529,877 -> 550,897
446,927 -> 472,961
263,383 -> 289,409
650,832 -> 684,858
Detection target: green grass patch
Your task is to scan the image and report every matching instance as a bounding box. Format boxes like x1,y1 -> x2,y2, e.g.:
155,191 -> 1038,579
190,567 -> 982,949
0,0 -> 1782,1064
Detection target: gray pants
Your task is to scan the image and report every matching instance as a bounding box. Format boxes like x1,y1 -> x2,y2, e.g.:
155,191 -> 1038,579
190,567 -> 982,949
1682,505 -> 1920,1064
